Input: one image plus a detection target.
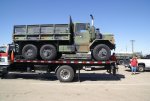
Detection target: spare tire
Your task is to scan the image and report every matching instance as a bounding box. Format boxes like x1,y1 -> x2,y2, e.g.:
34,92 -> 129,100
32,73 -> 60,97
40,44 -> 57,60
22,44 -> 37,60
92,44 -> 111,61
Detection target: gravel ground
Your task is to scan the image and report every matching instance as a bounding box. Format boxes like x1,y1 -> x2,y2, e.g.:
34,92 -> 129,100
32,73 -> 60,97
0,65 -> 150,101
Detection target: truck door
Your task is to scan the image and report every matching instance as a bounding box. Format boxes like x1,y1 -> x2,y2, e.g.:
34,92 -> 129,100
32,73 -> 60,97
74,23 -> 90,52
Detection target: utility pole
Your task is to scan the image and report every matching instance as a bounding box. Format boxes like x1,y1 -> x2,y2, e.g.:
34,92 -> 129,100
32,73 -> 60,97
126,45 -> 127,53
130,40 -> 135,53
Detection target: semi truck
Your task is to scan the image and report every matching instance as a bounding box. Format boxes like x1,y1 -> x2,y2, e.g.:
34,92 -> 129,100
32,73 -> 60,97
0,44 -> 14,76
13,15 -> 115,61
0,44 -> 117,82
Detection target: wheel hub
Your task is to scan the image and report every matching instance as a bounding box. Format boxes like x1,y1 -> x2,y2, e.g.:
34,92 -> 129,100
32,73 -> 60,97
43,49 -> 52,57
98,48 -> 107,58
26,49 -> 33,57
60,69 -> 70,80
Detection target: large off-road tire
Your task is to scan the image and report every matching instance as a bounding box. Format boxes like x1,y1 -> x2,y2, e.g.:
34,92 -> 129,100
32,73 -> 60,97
40,44 -> 57,60
138,65 -> 145,72
22,44 -> 37,60
56,65 -> 74,82
92,44 -> 111,61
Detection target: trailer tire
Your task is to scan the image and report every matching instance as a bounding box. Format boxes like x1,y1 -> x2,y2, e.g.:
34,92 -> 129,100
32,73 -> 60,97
22,44 -> 37,60
40,44 -> 57,60
92,44 -> 111,61
56,65 -> 74,82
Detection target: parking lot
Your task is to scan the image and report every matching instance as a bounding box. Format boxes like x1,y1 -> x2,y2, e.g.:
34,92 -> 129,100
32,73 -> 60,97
0,65 -> 150,101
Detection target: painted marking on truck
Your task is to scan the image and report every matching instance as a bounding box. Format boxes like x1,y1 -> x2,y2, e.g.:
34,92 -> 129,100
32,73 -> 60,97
20,60 -> 24,62
97,61 -> 101,64
86,61 -> 90,64
74,61 -> 78,64
47,61 -> 52,63
71,61 -> 75,63
78,61 -> 82,64
33,61 -> 38,63
14,60 -> 113,64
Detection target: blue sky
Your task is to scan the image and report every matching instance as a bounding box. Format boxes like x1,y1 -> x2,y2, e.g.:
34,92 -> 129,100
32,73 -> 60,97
0,0 -> 150,55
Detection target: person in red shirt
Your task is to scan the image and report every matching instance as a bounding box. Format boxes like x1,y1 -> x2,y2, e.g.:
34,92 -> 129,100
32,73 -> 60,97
107,53 -> 117,73
110,53 -> 117,62
130,56 -> 138,75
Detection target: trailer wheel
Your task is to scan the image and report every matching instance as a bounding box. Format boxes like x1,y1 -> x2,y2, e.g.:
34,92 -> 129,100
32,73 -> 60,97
22,44 -> 37,60
92,44 -> 111,61
40,44 -> 57,60
56,65 -> 74,82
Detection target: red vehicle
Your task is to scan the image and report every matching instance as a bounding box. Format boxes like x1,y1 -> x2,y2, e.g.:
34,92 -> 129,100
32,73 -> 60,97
0,44 -> 117,82
0,44 -> 14,76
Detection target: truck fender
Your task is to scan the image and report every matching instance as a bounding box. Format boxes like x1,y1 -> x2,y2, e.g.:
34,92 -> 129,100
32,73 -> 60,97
54,65 -> 61,74
89,39 -> 115,50
138,63 -> 145,67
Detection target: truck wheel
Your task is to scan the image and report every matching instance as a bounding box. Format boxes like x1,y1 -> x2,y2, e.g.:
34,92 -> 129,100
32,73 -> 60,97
0,66 -> 8,79
119,60 -> 124,65
22,44 -> 37,60
92,44 -> 111,61
56,65 -> 74,82
40,44 -> 57,60
138,65 -> 145,72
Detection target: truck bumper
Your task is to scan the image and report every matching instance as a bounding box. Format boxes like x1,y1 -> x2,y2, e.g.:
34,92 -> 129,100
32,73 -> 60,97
0,65 -> 9,74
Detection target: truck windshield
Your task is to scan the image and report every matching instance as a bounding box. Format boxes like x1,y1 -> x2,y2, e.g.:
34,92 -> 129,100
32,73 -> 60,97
0,47 -> 7,53
75,23 -> 87,33
0,58 -> 5,62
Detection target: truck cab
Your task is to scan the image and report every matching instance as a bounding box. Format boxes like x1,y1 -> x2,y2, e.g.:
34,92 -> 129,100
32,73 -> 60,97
0,44 -> 14,75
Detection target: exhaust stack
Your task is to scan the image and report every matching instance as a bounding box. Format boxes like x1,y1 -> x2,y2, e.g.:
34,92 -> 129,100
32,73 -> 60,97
90,14 -> 94,26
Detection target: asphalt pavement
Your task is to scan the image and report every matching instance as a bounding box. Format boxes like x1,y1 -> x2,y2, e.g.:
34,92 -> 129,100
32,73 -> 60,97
0,65 -> 150,101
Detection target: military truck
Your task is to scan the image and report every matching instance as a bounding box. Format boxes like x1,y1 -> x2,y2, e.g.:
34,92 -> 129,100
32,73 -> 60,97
13,15 -> 115,61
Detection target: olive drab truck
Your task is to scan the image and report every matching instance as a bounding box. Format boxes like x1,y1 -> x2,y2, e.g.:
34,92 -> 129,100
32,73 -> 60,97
13,15 -> 115,61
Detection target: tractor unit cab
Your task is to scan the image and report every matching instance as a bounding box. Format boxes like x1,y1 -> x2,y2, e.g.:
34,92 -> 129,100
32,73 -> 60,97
13,15 -> 115,61
0,45 -> 8,65
0,44 -> 14,62
0,44 -> 14,74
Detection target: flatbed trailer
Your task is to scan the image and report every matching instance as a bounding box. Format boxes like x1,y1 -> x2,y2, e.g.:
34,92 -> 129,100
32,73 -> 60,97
2,59 -> 116,82
0,44 -> 117,82
0,45 -> 117,82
